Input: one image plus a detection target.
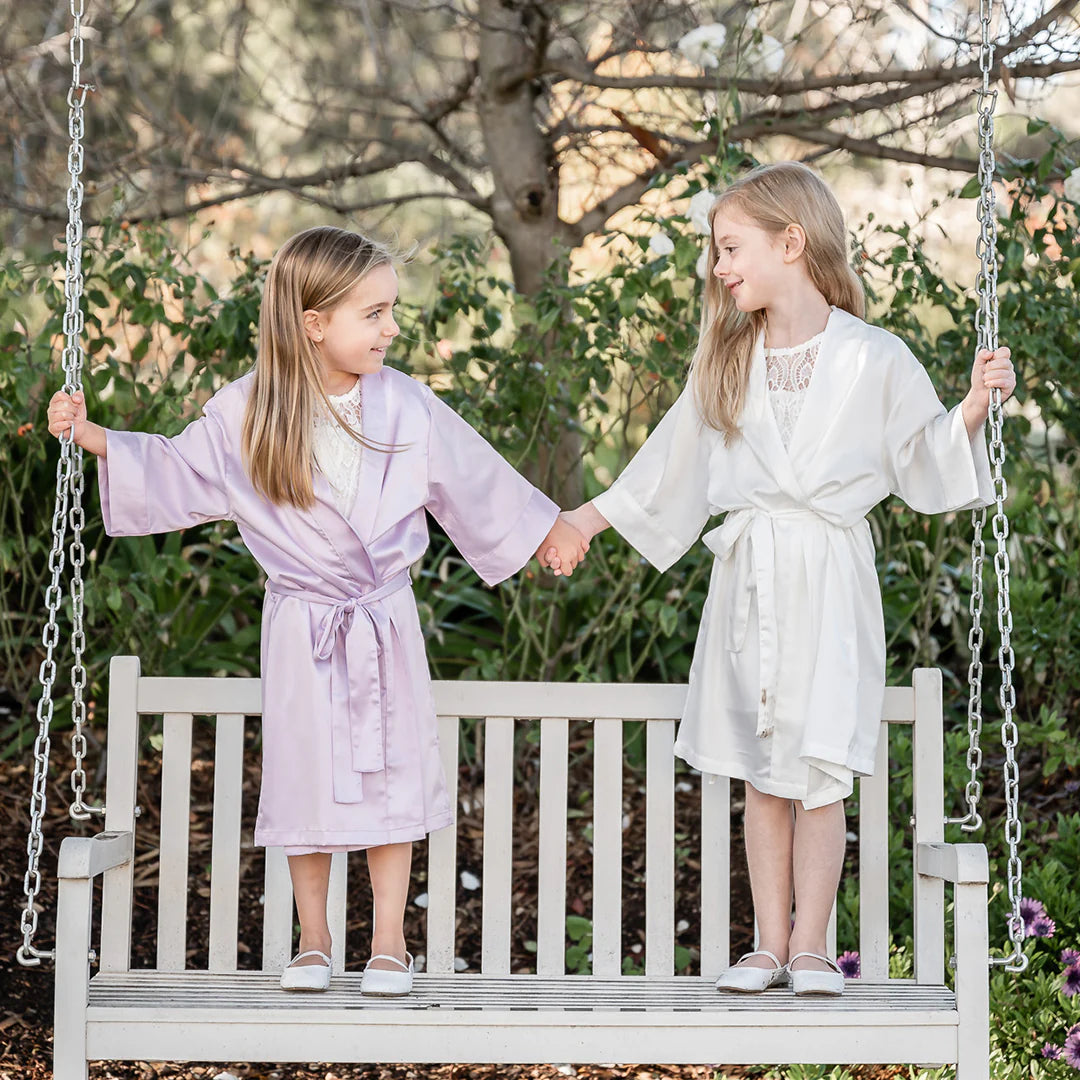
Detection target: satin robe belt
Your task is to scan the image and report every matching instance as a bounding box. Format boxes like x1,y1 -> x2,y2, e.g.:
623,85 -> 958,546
267,570 -> 411,804
702,508 -> 828,740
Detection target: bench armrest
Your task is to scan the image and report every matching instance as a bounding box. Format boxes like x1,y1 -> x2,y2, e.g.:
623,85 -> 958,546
917,841 -> 989,885
57,831 -> 134,880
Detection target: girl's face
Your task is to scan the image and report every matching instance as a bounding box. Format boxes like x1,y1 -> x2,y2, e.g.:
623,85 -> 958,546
710,207 -> 801,313
307,262 -> 400,391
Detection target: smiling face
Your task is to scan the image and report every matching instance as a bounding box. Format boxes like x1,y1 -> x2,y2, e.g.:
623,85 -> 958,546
710,205 -> 798,313
305,262 -> 400,393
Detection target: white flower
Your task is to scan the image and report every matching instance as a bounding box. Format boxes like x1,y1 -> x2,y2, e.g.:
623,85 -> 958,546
688,189 -> 716,235
453,956 -> 469,972
413,892 -> 429,909
696,248 -> 711,280
460,869 -> 481,890
648,231 -> 675,256
1064,167 -> 1080,204
677,23 -> 728,70
749,33 -> 785,76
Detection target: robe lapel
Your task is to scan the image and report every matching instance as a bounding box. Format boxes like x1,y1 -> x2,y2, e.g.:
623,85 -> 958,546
741,331 -> 806,498
349,367 -> 389,544
784,307 -> 866,464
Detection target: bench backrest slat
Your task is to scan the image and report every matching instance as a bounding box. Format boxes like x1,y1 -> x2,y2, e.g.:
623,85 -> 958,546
208,713 -> 244,972
537,718 -> 570,975
645,720 -> 675,977
699,774 -> 731,977
860,733 -> 892,980
480,716 -> 515,974
590,717 -> 624,977
157,712 -> 194,971
262,845 -> 293,971
425,714 -> 460,974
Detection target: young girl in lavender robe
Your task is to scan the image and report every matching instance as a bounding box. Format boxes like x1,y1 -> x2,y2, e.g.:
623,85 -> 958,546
550,162 -> 1016,995
48,226 -> 589,997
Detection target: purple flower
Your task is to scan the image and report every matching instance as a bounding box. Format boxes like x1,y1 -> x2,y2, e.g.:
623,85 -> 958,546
1032,916 -> 1057,939
1064,1024 -> 1080,1069
1019,897 -> 1047,935
1043,1043 -> 1063,1060
837,950 -> 861,978
1063,963 -> 1080,998
1063,949 -> 1080,967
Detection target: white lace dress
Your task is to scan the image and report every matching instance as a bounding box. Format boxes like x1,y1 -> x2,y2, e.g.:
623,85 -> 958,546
312,377 -> 364,518
765,330 -> 823,449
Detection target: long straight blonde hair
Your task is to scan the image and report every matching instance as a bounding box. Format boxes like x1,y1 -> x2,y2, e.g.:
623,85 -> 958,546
692,162 -> 865,440
242,226 -> 398,508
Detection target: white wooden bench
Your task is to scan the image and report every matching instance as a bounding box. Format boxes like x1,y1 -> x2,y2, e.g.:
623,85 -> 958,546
54,656 -> 990,1078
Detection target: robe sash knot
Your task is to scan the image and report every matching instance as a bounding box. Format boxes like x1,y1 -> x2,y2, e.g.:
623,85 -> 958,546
703,508 -> 828,740
267,569 -> 412,803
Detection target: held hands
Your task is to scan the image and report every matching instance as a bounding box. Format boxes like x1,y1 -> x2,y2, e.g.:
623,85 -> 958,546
543,503 -> 611,576
535,514 -> 590,577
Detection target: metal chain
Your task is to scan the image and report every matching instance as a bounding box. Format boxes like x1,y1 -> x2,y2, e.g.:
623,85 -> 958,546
17,0 -> 96,968
949,0 -> 1027,973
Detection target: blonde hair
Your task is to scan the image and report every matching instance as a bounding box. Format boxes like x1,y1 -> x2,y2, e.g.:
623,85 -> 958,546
242,226 -> 398,508
691,162 -> 865,440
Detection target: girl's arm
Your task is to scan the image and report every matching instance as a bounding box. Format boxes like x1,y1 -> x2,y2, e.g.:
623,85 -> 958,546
960,346 -> 1015,438
47,390 -> 107,457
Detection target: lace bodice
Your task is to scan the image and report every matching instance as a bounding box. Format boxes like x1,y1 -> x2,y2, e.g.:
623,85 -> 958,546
765,330 -> 823,449
312,377 -> 363,517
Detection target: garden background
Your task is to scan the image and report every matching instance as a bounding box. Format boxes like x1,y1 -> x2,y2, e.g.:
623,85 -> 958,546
2,3 -> 1079,1078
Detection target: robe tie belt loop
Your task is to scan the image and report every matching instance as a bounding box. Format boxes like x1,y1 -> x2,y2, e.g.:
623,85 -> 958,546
266,569 -> 412,804
702,509 -> 827,740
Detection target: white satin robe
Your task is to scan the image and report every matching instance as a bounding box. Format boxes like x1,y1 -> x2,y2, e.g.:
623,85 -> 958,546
97,366 -> 559,847
592,307 -> 993,807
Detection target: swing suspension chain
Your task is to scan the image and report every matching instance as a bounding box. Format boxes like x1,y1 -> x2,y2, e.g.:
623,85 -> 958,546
955,0 -> 1026,973
17,0 -> 97,968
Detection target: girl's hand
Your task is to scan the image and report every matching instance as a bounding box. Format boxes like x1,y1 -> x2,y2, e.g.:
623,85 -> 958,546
969,346 -> 1016,410
47,390 -> 88,443
544,503 -> 610,572
46,389 -> 107,458
537,515 -> 590,577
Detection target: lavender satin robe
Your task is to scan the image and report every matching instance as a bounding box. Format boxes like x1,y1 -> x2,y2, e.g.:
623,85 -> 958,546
97,366 -> 559,848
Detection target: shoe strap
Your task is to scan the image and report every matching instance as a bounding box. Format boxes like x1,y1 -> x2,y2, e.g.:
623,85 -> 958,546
735,949 -> 784,970
365,951 -> 412,972
288,949 -> 331,967
788,951 -> 841,973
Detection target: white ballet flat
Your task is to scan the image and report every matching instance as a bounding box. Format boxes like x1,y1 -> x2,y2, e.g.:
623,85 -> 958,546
279,949 -> 332,991
789,951 -> 845,996
360,952 -> 414,996
714,949 -> 789,993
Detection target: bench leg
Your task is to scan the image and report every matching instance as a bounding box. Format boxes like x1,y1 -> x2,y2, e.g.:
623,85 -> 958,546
54,875 -> 93,1080
954,880 -> 990,1080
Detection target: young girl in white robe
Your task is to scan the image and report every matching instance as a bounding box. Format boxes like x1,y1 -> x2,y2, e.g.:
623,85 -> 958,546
552,162 -> 1016,995
47,226 -> 590,997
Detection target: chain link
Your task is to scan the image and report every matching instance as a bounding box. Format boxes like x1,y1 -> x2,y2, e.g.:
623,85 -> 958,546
947,0 -> 1027,973
17,0 -> 98,968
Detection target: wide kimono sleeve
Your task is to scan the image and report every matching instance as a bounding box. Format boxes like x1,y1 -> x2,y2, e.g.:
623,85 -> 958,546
422,386 -> 559,587
592,385 -> 716,572
97,402 -> 233,536
883,348 -> 994,513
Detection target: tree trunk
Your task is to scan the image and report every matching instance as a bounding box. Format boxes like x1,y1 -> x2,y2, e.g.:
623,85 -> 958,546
476,0 -> 583,508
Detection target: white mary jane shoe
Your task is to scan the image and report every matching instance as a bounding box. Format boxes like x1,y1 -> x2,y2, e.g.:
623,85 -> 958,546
360,952 -> 414,996
279,949 -> 332,991
714,949 -> 789,993
788,952 -> 845,996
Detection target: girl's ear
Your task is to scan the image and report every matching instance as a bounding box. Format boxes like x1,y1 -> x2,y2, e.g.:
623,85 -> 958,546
782,224 -> 807,263
302,309 -> 324,343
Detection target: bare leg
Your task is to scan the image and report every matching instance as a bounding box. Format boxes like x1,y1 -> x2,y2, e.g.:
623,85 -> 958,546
286,852 -> 333,965
365,841 -> 413,971
739,783 -> 795,969
788,798 -> 846,972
